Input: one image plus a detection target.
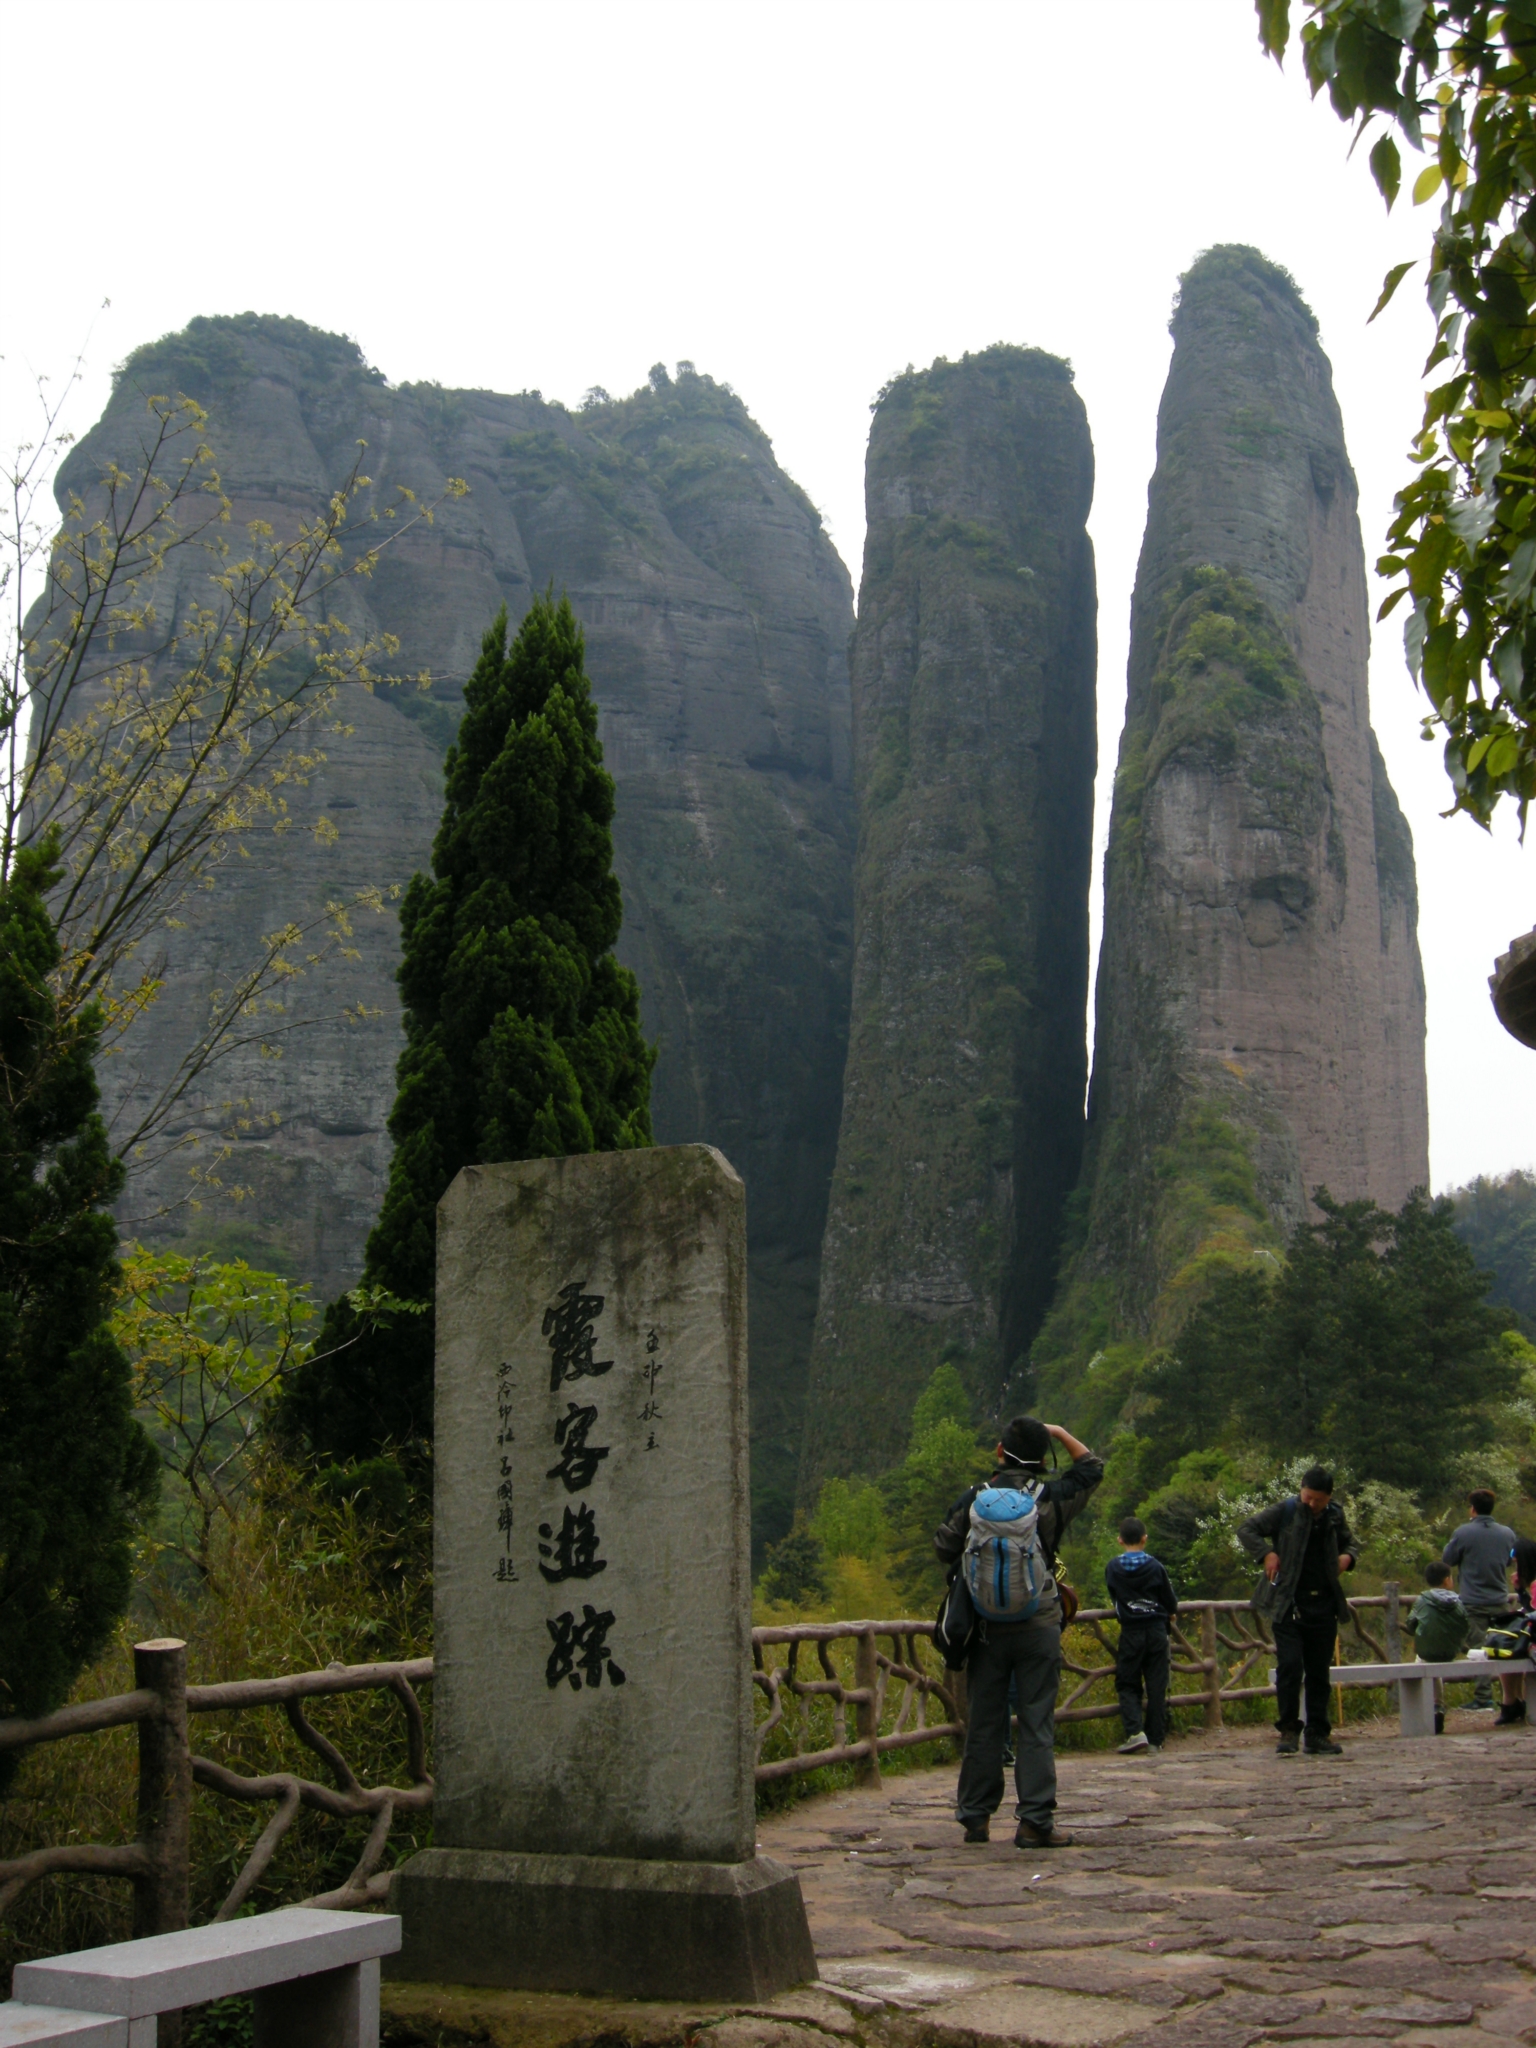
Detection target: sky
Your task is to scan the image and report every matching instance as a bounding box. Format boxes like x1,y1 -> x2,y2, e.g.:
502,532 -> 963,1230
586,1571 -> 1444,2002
3,0 -> 1531,1192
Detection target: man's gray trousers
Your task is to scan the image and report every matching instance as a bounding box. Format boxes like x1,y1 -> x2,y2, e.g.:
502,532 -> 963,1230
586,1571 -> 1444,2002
955,1613 -> 1062,1832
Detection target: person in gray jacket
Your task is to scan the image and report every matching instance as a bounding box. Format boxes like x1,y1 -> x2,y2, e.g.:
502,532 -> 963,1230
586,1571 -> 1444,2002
1237,1466 -> 1356,1757
1442,1490 -> 1518,1709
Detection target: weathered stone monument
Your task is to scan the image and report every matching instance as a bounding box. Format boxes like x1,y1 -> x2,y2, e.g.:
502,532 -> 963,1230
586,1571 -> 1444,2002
388,1145 -> 816,1999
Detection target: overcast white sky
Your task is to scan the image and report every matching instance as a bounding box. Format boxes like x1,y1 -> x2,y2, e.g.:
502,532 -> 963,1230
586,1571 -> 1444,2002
3,0 -> 1530,1192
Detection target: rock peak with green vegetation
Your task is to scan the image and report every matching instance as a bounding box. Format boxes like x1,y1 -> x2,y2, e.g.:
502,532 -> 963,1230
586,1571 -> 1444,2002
70,315 -> 855,1554
799,344 -> 1098,1485
1034,245 -> 1429,1423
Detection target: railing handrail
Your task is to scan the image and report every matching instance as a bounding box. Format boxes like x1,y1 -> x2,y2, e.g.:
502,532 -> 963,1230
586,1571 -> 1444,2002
0,1658 -> 435,1755
0,1690 -> 159,1752
0,1592 -> 1413,1945
186,1656 -> 435,1715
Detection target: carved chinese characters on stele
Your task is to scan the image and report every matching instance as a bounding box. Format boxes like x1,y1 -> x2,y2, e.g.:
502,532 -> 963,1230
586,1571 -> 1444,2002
432,1146 -> 753,1864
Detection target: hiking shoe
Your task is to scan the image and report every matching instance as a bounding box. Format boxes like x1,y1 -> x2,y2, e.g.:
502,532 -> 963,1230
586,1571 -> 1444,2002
1276,1732 -> 1300,1756
1117,1731 -> 1150,1754
1304,1737 -> 1344,1757
962,1820 -> 990,1843
1014,1819 -> 1074,1849
1495,1703 -> 1526,1727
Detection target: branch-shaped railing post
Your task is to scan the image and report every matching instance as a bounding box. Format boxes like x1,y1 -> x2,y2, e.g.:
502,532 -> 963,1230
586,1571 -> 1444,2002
1200,1607 -> 1223,1731
132,1639 -> 191,1943
853,1629 -> 881,1788
132,1638 -> 191,2048
1383,1580 -> 1403,1715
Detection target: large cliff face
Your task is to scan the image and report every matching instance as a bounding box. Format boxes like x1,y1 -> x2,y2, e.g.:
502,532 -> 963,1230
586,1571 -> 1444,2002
799,347 -> 1097,1485
1035,247 -> 1429,1399
65,318 -> 854,1546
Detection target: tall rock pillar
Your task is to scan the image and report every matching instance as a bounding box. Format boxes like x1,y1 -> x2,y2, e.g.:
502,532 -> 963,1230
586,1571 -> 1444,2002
800,347 -> 1097,1484
1036,246 -> 1429,1398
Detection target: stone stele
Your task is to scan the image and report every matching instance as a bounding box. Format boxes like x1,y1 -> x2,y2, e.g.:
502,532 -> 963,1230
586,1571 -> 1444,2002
389,1145 -> 816,2000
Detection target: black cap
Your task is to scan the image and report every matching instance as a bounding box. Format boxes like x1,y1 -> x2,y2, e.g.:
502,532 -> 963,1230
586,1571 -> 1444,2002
999,1416 -> 1050,1468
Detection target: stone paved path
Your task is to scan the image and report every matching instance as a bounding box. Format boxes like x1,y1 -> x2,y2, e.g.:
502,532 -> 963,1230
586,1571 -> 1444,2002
757,1714 -> 1536,2046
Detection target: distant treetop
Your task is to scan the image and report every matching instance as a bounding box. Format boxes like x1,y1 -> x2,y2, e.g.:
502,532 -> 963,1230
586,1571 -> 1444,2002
112,312 -> 384,402
872,343 -> 1075,415
1172,245 -> 1320,337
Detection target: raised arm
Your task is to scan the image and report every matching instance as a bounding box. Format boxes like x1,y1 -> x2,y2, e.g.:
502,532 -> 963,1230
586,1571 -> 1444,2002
1045,1422 -> 1090,1462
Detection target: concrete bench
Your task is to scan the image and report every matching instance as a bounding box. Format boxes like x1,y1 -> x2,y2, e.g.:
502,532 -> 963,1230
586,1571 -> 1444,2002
0,2012 -> 127,2046
1331,1656 -> 1534,1737
9,1907 -> 400,2046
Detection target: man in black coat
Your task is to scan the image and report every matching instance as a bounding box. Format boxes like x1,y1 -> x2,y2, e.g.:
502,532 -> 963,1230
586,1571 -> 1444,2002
934,1416 -> 1103,1848
1237,1466 -> 1357,1757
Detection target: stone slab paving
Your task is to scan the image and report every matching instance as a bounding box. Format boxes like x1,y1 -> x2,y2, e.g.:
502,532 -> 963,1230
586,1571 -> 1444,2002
382,1715 -> 1536,2047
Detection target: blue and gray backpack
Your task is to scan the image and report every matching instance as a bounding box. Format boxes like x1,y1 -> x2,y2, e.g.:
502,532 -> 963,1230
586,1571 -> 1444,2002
962,1484 -> 1050,1621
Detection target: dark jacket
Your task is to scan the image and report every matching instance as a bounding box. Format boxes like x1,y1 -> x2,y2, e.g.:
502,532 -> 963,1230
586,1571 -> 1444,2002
1406,1587 -> 1471,1663
1236,1494 -> 1356,1626
1105,1550 -> 1178,1627
934,1451 -> 1104,1624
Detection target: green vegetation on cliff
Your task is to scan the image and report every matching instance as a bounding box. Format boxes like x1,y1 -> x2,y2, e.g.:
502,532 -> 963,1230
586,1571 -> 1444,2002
282,596 -> 654,1464
1110,565 -> 1320,848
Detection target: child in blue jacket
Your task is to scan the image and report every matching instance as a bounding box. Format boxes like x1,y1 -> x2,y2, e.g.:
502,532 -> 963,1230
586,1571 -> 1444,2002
1105,1517 -> 1179,1754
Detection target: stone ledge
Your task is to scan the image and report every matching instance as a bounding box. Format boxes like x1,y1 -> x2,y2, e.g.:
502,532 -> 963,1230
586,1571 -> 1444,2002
379,1976 -> 1180,2048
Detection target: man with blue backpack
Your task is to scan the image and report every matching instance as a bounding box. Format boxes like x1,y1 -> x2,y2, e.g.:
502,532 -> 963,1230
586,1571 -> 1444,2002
934,1416 -> 1103,1848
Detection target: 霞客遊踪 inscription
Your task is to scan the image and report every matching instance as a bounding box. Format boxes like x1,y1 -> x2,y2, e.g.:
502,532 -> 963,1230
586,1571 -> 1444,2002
428,1147 -> 754,1865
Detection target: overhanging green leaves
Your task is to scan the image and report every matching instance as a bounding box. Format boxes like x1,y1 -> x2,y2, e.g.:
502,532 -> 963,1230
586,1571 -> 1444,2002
1258,0 -> 1536,824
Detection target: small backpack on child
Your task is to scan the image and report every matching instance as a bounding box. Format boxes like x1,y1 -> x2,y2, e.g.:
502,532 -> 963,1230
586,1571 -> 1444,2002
963,1485 -> 1051,1621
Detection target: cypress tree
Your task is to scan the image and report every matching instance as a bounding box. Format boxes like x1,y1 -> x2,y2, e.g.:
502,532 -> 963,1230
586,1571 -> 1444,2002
0,842 -> 159,1756
285,595 -> 654,1463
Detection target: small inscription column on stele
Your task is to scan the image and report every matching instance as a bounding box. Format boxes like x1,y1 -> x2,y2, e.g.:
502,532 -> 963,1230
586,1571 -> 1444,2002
390,1144 -> 815,2000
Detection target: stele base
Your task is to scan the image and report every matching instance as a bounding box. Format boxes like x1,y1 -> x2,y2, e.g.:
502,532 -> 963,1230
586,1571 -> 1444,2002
385,1847 -> 817,2002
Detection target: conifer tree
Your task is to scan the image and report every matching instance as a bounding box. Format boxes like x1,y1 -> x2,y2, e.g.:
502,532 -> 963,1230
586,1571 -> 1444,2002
0,842 -> 159,1755
284,595 -> 654,1463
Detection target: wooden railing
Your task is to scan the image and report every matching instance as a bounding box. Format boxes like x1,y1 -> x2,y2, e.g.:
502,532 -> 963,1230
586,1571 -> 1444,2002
0,1592 -> 1410,1941
749,1591 -> 1408,1782
0,1639 -> 431,1940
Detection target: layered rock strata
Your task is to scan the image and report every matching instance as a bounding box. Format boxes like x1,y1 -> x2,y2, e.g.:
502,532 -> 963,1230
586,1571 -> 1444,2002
59,319 -> 854,1544
799,347 -> 1098,1484
1035,247 -> 1429,1395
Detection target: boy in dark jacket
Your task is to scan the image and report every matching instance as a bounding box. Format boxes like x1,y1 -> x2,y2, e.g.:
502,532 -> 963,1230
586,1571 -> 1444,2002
1406,1560 -> 1470,1735
1105,1516 -> 1178,1754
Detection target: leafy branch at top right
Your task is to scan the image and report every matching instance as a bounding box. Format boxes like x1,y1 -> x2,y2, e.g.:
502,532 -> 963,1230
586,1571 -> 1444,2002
1259,0 -> 1536,826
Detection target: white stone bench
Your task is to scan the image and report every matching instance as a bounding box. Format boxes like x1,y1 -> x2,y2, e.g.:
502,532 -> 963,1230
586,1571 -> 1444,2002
1331,1656 -> 1534,1737
8,1907 -> 400,2046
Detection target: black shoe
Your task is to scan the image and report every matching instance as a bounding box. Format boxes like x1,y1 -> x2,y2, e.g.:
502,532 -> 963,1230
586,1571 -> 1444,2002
1014,1818 -> 1074,1848
1434,1711 -> 1445,1734
962,1820 -> 990,1843
1001,1746 -> 1016,1767
1495,1703 -> 1525,1727
1304,1737 -> 1344,1756
1276,1732 -> 1300,1756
